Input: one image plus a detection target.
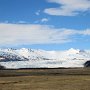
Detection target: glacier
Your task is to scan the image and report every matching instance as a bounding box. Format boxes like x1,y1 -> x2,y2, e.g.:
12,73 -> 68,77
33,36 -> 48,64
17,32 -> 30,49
0,48 -> 90,69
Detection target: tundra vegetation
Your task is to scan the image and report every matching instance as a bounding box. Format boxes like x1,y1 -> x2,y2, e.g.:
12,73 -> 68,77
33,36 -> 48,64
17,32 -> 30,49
0,68 -> 90,90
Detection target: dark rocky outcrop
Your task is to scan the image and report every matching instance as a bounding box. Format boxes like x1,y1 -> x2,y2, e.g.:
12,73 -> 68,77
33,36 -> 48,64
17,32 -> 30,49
84,61 -> 90,67
0,65 -> 5,69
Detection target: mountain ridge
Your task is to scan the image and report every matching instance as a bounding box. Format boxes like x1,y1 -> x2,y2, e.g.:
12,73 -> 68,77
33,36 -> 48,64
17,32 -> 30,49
0,48 -> 90,69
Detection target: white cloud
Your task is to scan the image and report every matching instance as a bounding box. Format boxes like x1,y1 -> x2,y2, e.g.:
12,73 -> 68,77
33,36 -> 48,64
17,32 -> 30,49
35,10 -> 40,15
0,23 -> 90,46
18,21 -> 27,24
41,18 -> 49,22
81,29 -> 90,35
34,18 -> 49,24
44,0 -> 90,16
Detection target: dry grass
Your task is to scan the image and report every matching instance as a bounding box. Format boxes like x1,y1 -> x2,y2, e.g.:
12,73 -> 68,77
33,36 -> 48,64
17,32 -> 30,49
0,68 -> 90,90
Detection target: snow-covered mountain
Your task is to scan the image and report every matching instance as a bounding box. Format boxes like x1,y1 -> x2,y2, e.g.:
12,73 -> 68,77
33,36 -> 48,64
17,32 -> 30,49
0,48 -> 90,69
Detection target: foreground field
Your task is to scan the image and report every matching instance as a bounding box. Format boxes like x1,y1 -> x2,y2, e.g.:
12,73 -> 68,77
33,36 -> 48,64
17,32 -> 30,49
0,68 -> 90,90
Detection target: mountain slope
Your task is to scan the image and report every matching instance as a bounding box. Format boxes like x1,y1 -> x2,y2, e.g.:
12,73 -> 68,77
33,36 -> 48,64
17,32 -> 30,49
0,48 -> 90,69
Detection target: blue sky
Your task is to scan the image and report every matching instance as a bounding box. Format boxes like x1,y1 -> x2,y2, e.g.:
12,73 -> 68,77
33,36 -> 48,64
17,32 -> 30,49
0,0 -> 90,50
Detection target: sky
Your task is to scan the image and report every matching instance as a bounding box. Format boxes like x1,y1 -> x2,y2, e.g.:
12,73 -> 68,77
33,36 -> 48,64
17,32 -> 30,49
0,0 -> 90,50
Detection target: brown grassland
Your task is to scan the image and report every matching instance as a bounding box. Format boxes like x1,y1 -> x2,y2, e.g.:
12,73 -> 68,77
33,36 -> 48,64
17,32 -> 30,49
0,68 -> 90,90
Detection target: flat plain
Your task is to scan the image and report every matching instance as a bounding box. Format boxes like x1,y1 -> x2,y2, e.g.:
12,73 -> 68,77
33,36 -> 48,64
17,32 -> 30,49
0,68 -> 90,90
